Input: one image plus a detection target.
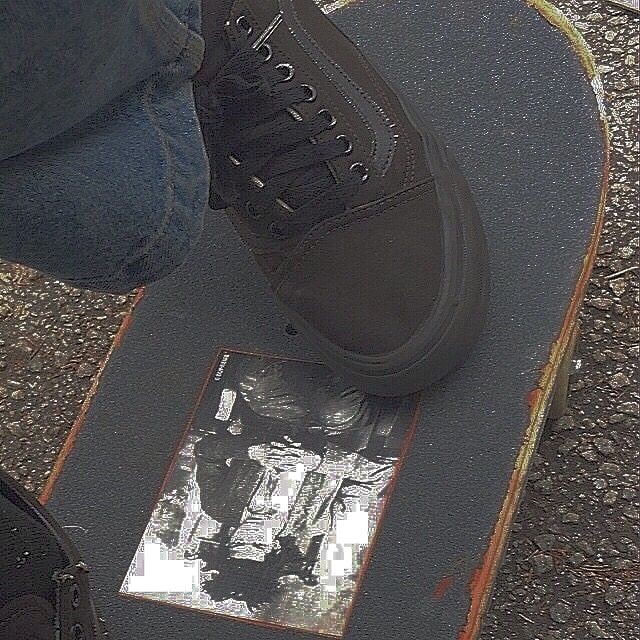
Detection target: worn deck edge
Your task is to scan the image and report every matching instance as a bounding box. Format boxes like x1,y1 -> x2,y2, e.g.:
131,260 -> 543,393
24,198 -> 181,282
38,288 -> 146,504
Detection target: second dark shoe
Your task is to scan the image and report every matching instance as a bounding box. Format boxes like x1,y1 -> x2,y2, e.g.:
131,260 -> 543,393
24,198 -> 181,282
195,0 -> 489,396
0,470 -> 106,640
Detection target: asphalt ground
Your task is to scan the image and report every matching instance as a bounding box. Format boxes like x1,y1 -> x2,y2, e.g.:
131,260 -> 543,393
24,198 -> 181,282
0,1 -> 637,638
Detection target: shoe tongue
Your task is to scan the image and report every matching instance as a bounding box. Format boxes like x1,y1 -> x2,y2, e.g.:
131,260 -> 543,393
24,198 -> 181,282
196,2 -> 338,215
196,0 -> 235,82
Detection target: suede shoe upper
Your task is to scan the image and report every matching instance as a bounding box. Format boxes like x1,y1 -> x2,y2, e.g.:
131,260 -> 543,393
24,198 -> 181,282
195,0 -> 444,358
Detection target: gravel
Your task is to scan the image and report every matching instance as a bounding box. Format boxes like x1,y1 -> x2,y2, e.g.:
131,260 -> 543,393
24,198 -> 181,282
0,265 -> 134,494
0,0 -> 637,639
549,602 -> 572,624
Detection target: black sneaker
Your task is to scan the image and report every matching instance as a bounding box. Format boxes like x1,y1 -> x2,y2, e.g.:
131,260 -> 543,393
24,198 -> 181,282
0,470 -> 106,640
195,0 -> 489,396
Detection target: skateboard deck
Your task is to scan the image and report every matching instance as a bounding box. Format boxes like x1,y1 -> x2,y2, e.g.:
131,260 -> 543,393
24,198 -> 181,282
41,1 -> 607,639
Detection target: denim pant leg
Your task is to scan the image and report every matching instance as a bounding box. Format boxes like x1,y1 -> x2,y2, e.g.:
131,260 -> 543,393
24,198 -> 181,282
0,0 -> 210,293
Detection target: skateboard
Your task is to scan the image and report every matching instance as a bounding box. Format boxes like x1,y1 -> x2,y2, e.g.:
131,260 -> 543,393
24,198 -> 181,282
41,1 -> 607,638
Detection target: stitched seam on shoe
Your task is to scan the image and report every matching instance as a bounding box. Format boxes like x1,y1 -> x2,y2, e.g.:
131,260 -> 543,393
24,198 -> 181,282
235,1 -> 408,181
274,180 -> 435,293
283,0 -> 396,173
288,3 -> 379,163
288,179 -> 435,257
264,37 -> 366,165
404,143 -> 416,187
289,1 -> 417,183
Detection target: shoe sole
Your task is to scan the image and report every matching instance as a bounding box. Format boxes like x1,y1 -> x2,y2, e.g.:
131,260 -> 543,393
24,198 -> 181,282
282,95 -> 490,397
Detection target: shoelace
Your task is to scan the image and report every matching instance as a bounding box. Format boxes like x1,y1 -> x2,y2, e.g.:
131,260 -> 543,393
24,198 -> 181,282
195,15 -> 369,240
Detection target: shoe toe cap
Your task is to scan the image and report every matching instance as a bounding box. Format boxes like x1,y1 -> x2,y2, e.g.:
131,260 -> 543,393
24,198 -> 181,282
277,181 -> 444,356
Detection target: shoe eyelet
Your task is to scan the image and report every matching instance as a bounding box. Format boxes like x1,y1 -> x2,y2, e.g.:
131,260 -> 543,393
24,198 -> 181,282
276,63 -> 295,81
285,323 -> 298,336
71,624 -> 86,640
269,221 -> 288,239
258,43 -> 273,62
236,15 -> 253,36
336,135 -> 353,155
228,154 -> 242,166
318,109 -> 336,128
301,84 -> 317,102
350,162 -> 369,182
246,202 -> 262,219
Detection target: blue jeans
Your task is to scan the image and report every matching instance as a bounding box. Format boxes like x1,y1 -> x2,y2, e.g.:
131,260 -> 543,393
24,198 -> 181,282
0,1 -> 209,292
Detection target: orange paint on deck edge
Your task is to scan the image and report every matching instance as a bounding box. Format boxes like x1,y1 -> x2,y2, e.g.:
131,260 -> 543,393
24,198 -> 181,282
433,575 -> 456,600
39,289 -> 145,504
526,388 -> 541,409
